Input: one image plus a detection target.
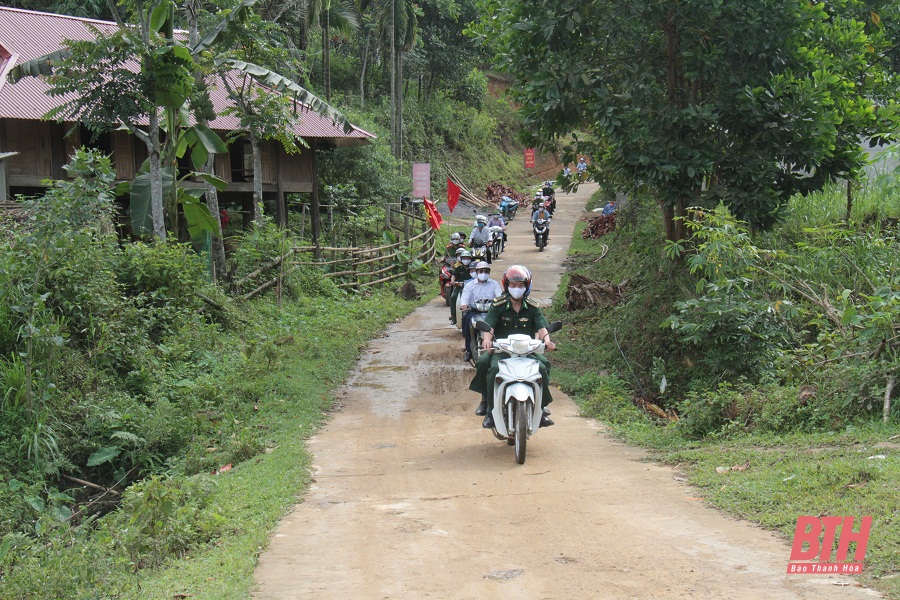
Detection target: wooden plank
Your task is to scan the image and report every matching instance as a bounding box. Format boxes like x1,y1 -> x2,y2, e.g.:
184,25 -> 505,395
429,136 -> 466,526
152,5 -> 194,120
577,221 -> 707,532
112,130 -> 135,180
261,140 -> 276,183
215,150 -> 232,183
5,119 -> 50,178
281,149 -> 313,184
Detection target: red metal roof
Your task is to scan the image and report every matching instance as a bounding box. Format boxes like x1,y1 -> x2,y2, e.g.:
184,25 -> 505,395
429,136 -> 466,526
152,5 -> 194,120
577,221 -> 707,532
0,6 -> 374,143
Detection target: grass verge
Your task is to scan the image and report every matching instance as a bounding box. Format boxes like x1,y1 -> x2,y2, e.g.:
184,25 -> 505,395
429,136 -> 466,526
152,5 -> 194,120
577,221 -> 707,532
141,288 -> 431,598
548,188 -> 900,599
0,280 -> 432,599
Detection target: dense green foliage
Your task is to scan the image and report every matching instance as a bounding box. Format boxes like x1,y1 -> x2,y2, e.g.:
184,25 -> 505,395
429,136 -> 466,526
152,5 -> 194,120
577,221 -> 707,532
8,0 -> 900,595
552,183 -> 899,439
470,0 -> 900,238
0,150 -> 431,596
552,185 -> 899,598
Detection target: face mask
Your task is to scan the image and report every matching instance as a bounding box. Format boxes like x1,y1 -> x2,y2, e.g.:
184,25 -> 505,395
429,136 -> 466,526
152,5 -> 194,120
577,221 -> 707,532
461,259 -> 471,266
508,287 -> 526,299
477,273 -> 489,282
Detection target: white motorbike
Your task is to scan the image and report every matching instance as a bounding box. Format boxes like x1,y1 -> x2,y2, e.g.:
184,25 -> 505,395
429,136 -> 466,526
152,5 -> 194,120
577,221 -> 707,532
489,225 -> 505,257
474,320 -> 562,464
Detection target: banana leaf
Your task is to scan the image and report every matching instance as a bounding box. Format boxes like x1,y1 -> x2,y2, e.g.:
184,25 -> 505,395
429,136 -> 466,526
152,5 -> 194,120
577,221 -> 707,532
215,58 -> 354,134
7,49 -> 72,84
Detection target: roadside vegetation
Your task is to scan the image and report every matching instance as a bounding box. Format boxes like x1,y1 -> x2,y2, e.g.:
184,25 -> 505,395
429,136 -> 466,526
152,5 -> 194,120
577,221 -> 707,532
4,0 -> 899,596
1,0 -> 536,594
548,182 -> 899,598
0,150 -> 434,597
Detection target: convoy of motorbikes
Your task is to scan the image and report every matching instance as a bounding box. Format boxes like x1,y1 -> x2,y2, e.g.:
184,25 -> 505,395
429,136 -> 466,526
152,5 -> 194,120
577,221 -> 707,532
435,181 -> 561,464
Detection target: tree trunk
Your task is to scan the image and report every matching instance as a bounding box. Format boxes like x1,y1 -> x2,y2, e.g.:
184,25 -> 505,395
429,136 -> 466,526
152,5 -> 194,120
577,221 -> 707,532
663,8 -> 684,108
148,110 -> 166,240
359,31 -> 370,108
885,376 -> 896,423
846,179 -> 853,222
324,11 -> 331,101
311,139 -> 321,245
389,0 -> 398,158
204,154 -> 227,278
251,134 -> 263,222
660,198 -> 687,243
395,50 -> 403,159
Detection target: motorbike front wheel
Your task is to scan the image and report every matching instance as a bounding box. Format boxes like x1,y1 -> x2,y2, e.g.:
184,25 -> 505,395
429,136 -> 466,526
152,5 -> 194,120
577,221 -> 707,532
536,234 -> 545,252
514,401 -> 528,464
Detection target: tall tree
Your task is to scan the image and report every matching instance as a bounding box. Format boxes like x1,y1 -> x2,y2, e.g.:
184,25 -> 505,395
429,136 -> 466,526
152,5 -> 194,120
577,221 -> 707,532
305,0 -> 360,100
359,0 -> 418,158
471,0 -> 899,240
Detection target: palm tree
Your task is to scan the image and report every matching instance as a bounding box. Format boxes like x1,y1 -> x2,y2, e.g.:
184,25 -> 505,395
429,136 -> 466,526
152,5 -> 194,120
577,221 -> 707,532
359,0 -> 417,158
309,0 -> 359,100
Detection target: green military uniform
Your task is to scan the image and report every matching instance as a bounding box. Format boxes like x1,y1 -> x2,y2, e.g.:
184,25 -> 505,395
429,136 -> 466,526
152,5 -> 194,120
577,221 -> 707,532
468,294 -> 553,412
449,262 -> 473,322
445,243 -> 465,260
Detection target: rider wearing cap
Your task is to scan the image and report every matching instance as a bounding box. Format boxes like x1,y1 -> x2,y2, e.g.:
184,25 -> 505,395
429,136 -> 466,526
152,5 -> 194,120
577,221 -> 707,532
469,265 -> 556,428
459,261 -> 503,362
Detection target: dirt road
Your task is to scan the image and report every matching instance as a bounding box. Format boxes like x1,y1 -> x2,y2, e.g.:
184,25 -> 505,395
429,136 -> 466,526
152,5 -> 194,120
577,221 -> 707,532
253,186 -> 876,599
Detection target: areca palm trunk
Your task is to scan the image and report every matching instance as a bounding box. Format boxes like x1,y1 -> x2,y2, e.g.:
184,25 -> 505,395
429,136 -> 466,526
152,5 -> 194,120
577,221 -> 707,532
251,133 -> 263,222
359,31 -> 369,107
324,10 -> 331,100
148,110 -> 166,240
389,0 -> 397,158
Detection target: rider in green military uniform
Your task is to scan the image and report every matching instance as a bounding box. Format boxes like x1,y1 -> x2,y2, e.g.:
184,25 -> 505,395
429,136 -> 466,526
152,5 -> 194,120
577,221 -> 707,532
469,265 -> 556,428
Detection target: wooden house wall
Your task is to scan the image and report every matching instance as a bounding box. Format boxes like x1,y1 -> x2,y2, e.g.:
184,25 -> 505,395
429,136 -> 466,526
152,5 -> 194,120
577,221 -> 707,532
5,119 -> 52,185
1,119 -> 316,197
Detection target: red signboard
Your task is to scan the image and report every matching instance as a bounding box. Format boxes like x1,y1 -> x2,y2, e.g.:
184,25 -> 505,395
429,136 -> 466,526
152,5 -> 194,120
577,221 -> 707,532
412,162 -> 431,198
524,148 -> 535,169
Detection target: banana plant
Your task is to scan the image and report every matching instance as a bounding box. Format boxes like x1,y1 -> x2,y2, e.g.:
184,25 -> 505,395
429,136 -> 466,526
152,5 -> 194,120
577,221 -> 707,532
8,0 -> 355,239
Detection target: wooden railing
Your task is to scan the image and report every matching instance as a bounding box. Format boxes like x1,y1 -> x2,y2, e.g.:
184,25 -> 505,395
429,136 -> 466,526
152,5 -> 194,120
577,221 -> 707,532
233,213 -> 438,299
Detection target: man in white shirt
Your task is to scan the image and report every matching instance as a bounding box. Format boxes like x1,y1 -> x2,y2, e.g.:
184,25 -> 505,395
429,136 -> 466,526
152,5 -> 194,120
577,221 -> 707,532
459,262 -> 504,362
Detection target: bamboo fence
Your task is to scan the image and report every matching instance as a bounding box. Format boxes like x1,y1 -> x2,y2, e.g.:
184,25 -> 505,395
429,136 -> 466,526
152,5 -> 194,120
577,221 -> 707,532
234,210 -> 438,300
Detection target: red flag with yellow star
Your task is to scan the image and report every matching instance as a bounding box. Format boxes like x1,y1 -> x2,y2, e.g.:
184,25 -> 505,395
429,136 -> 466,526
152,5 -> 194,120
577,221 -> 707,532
423,197 -> 443,230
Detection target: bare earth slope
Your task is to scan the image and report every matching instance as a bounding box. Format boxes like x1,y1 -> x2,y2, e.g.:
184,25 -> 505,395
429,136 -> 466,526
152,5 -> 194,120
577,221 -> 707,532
253,185 -> 876,599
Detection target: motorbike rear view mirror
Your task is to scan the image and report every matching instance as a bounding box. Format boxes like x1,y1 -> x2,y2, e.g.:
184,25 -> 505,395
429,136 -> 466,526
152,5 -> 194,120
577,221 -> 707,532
547,321 -> 563,334
474,320 -> 492,332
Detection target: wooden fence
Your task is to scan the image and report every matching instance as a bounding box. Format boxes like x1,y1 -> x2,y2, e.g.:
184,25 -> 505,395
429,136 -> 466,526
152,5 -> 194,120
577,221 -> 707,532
232,207 -> 438,300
